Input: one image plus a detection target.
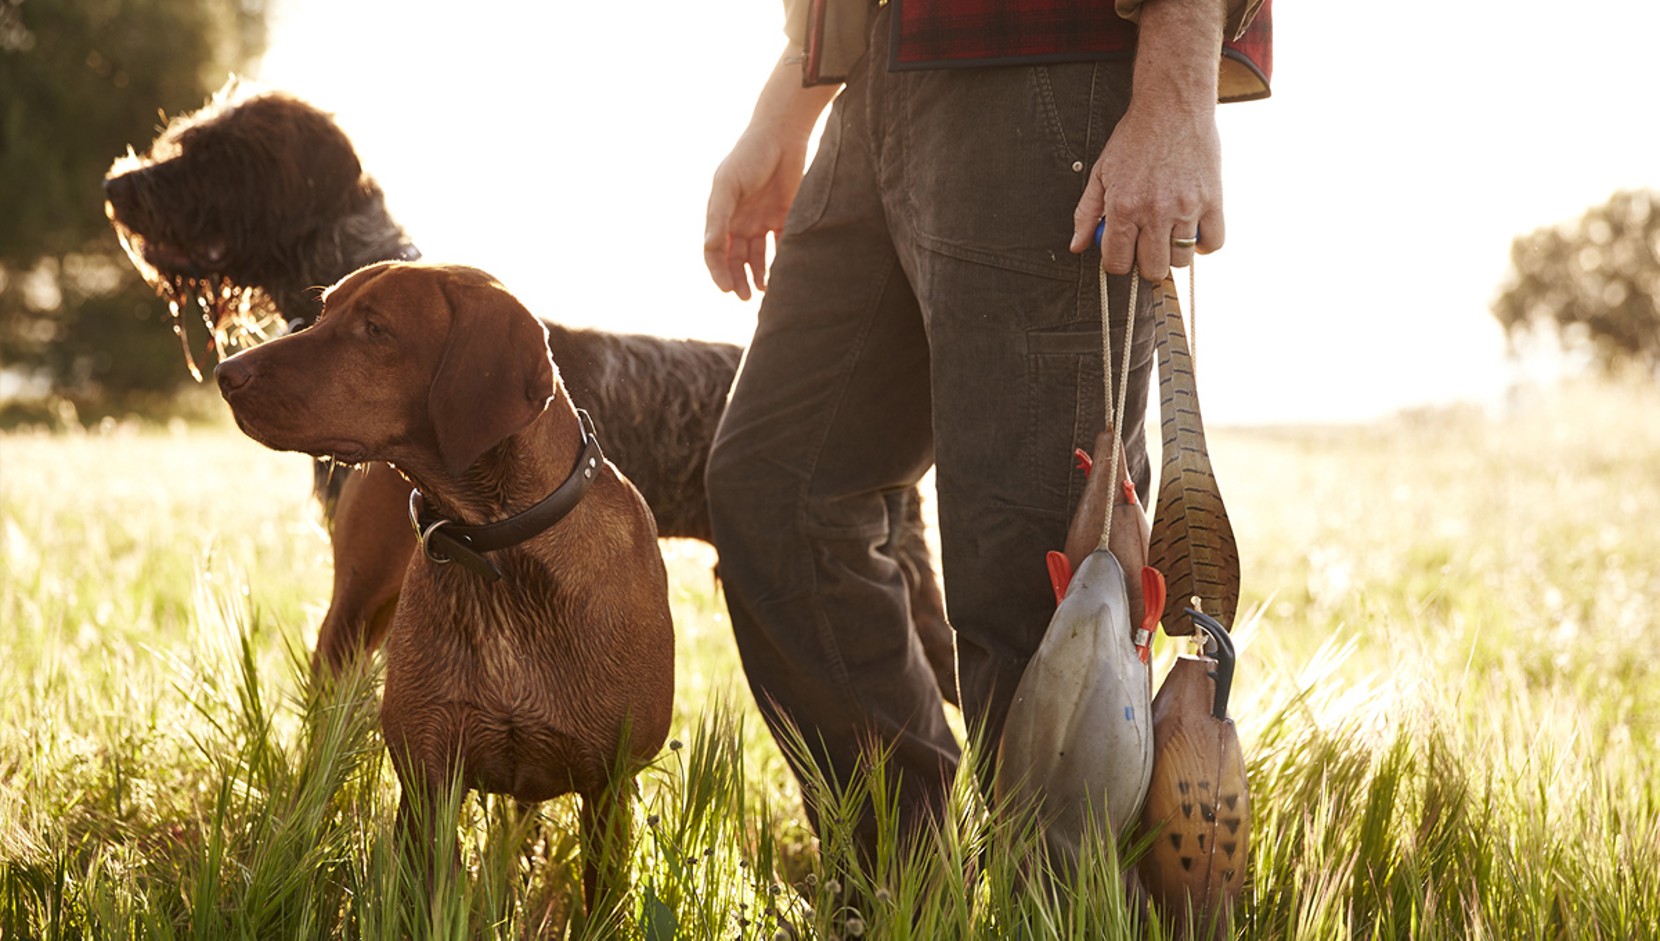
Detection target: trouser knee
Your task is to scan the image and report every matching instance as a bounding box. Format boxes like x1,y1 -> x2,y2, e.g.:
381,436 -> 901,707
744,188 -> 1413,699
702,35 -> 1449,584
704,432 -> 800,556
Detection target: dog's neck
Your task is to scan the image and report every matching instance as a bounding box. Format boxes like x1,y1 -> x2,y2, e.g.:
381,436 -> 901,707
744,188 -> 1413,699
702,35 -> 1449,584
410,391 -> 589,533
268,184 -> 419,329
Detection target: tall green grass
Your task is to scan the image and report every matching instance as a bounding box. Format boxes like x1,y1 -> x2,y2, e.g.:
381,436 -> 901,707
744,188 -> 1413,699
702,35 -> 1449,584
2,378 -> 1657,938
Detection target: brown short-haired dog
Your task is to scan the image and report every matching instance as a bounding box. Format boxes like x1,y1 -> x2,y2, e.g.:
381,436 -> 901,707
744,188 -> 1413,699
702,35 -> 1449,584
215,262 -> 674,905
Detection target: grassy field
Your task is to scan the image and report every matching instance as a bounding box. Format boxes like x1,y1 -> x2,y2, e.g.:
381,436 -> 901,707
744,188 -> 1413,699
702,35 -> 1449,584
2,378 -> 1658,939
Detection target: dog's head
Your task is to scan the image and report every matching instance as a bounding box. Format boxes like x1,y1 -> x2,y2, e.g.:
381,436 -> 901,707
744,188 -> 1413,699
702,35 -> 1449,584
215,263 -> 557,479
104,80 -> 375,348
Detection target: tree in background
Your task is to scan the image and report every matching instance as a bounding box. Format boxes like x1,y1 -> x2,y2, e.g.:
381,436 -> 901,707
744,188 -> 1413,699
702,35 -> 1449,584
0,0 -> 265,411
1492,189 -> 1660,375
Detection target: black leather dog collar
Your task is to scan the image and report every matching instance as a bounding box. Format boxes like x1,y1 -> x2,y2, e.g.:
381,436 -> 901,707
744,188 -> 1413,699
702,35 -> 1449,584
407,409 -> 603,582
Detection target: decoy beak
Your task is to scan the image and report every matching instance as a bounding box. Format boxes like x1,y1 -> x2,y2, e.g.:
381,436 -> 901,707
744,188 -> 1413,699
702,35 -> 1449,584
1188,608 -> 1236,719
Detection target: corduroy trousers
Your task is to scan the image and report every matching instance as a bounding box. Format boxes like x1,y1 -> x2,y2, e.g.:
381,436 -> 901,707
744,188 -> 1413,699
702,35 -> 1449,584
706,6 -> 1158,853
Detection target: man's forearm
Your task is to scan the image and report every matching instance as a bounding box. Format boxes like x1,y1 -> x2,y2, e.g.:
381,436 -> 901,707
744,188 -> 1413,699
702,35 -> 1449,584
1071,0 -> 1230,275
745,47 -> 841,141
1128,0 -> 1227,120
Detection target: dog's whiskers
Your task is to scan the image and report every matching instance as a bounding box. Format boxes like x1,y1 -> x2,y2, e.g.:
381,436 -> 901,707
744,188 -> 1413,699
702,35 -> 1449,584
145,265 -> 282,380
196,276 -> 220,356
164,293 -> 204,382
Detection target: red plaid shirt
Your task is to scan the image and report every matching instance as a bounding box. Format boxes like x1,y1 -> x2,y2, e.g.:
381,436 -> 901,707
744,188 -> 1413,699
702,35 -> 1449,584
804,0 -> 1272,103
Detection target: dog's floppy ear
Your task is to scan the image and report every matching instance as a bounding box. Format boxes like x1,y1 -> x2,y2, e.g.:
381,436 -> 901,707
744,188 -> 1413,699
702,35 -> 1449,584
428,269 -> 556,476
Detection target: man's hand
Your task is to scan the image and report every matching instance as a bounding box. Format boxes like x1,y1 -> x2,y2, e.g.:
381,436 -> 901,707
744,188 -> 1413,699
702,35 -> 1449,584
704,129 -> 813,301
1069,0 -> 1227,282
704,52 -> 839,301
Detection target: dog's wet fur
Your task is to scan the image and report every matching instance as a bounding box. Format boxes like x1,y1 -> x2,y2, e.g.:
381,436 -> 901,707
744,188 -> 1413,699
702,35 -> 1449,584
217,262 -> 674,906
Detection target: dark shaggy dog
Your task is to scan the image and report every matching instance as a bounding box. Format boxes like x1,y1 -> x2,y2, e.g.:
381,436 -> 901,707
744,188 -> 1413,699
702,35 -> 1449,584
104,81 -> 957,700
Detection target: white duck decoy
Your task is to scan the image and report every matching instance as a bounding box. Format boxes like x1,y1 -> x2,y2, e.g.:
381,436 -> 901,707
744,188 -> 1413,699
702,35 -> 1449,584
997,275 -> 1162,870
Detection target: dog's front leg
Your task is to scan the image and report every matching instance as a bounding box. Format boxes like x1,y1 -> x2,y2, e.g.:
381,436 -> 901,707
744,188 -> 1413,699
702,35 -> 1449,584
393,773 -> 465,898
578,780 -> 637,918
314,462 -> 416,674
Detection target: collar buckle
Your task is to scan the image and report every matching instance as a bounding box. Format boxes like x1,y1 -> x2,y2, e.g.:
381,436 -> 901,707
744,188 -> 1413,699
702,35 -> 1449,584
405,408 -> 604,583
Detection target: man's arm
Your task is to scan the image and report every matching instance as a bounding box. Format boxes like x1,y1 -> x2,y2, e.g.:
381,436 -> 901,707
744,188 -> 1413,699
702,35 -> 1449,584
1069,0 -> 1227,281
703,49 -> 841,300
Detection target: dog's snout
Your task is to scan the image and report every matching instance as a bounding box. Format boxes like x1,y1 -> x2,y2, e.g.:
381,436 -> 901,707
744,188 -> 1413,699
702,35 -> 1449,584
103,172 -> 135,207
214,356 -> 253,394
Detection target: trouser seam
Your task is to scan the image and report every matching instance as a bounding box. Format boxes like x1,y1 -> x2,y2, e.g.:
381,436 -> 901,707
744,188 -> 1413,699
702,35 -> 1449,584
795,252 -> 906,714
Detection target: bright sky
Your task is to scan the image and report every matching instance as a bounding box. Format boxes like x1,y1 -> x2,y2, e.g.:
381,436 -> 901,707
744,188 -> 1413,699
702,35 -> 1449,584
257,1 -> 1659,425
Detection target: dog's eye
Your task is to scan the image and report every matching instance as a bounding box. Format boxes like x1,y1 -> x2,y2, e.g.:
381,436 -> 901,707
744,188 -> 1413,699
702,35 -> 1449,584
364,319 -> 386,339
